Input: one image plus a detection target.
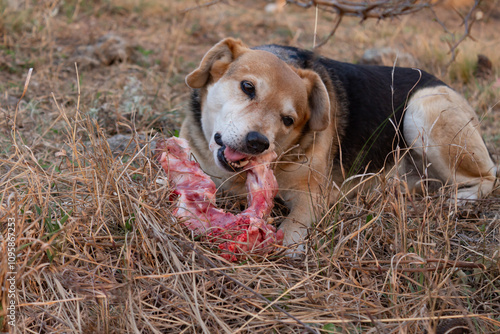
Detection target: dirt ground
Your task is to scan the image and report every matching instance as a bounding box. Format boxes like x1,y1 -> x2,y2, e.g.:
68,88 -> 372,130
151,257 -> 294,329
1,0 -> 500,333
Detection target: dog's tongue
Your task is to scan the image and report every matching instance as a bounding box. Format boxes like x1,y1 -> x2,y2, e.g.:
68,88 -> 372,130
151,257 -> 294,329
224,146 -> 248,161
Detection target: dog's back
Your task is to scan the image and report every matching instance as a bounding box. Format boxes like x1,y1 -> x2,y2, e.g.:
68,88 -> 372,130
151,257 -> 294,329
255,44 -> 444,175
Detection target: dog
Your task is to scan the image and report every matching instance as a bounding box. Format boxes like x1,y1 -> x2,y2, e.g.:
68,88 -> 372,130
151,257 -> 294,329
180,38 -> 498,251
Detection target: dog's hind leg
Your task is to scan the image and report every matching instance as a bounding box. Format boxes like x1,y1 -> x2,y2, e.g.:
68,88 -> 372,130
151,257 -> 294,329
403,86 -> 497,201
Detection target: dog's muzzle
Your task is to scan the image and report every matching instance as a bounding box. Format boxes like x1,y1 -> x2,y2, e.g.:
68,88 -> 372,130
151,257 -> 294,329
214,132 -> 270,172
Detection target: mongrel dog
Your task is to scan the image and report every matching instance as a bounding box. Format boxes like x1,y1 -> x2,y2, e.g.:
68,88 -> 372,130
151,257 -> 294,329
180,38 -> 498,251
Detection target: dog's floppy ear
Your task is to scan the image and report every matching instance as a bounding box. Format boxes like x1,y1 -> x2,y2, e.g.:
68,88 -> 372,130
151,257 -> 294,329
186,38 -> 249,88
296,68 -> 331,131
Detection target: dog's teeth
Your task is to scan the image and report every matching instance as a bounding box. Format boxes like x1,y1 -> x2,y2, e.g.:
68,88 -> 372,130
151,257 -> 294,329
228,159 -> 249,169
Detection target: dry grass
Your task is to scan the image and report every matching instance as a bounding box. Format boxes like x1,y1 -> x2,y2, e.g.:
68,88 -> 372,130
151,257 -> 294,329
1,1 -> 500,333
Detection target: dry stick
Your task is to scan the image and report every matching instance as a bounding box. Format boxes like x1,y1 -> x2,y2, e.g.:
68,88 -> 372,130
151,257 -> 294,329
314,13 -> 343,49
12,68 -> 33,153
339,258 -> 485,266
74,63 -> 82,143
157,235 -> 319,334
135,264 -> 278,279
288,0 -> 432,17
313,4 -> 319,48
432,0 -> 482,67
277,313 -> 498,325
181,0 -> 225,13
340,258 -> 485,272
346,265 -> 478,273
18,297 -> 85,308
288,0 -> 433,47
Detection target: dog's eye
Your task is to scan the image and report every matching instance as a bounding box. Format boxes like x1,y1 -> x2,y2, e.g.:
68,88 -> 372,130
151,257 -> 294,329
240,80 -> 255,98
282,116 -> 294,127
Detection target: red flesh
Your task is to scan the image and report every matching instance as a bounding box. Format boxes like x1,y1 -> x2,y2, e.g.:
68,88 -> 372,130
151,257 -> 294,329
157,137 -> 283,261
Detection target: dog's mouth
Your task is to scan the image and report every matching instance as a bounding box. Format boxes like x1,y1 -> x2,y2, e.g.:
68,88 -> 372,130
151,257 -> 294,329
217,145 -> 252,172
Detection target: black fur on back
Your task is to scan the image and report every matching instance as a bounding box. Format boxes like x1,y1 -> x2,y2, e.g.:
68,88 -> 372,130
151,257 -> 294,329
254,44 -> 445,175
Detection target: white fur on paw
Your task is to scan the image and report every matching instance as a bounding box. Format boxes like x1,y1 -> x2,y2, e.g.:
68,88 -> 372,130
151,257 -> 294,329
283,243 -> 306,258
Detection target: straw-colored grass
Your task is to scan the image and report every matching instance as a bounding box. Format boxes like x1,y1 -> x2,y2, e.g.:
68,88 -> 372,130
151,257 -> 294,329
3,103 -> 499,333
1,1 -> 499,333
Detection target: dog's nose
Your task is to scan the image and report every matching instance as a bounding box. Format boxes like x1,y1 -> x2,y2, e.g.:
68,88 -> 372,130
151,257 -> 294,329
214,133 -> 223,146
246,131 -> 269,154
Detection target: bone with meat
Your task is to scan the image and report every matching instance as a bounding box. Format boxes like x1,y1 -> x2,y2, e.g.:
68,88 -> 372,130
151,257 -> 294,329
157,137 -> 284,261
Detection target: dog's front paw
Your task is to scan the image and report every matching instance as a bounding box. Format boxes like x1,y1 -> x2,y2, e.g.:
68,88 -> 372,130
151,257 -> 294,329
283,242 -> 306,258
280,222 -> 308,258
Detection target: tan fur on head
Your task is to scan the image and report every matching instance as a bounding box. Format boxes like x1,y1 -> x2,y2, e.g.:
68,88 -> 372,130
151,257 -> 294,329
185,38 -> 331,133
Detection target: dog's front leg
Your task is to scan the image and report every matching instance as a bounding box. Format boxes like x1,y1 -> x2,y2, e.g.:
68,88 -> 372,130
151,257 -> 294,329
279,187 -> 323,255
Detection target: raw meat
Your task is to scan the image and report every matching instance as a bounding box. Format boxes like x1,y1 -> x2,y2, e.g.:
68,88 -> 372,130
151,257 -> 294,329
157,137 -> 283,261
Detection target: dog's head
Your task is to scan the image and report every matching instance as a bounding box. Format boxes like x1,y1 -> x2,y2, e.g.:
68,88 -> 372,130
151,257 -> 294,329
186,38 -> 330,173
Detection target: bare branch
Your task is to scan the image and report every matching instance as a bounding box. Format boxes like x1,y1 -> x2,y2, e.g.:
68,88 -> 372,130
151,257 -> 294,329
431,0 -> 483,67
314,13 -> 343,49
181,0 -> 226,14
288,0 -> 435,48
340,258 -> 486,273
288,0 -> 433,19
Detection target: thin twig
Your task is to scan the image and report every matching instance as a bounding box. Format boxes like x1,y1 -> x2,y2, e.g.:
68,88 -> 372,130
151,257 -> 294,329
430,0 -> 482,67
288,0 -> 432,18
314,13 -> 343,49
12,68 -> 33,152
287,0 -> 434,47
181,0 -> 225,13
340,258 -> 486,272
